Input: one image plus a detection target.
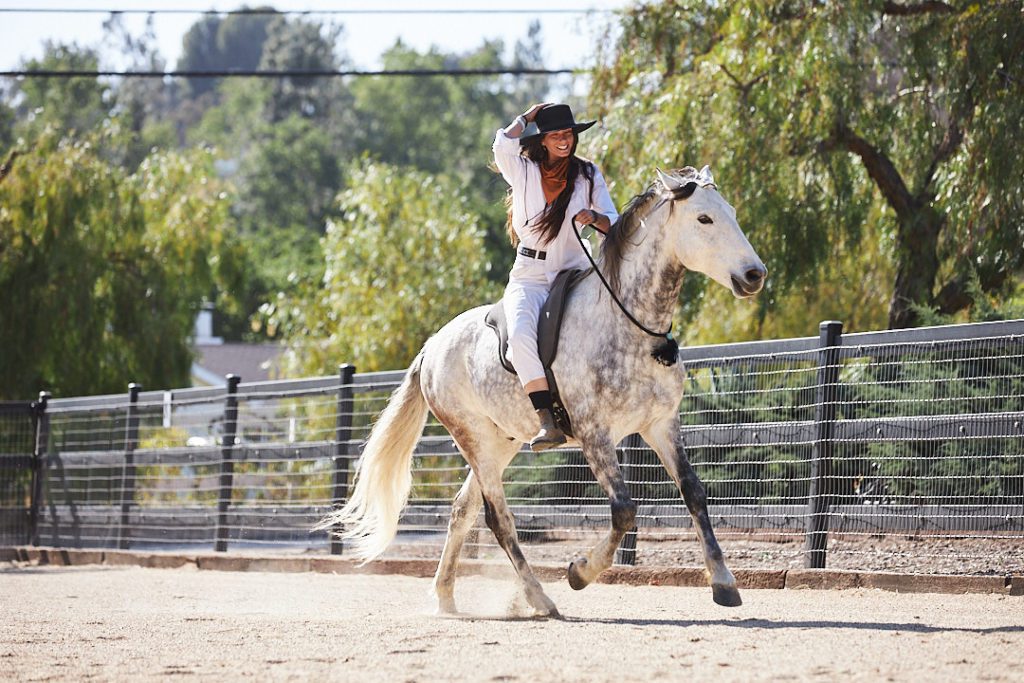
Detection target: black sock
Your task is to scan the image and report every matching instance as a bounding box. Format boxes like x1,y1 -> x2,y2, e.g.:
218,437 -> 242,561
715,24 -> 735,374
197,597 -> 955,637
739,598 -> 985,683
528,390 -> 553,411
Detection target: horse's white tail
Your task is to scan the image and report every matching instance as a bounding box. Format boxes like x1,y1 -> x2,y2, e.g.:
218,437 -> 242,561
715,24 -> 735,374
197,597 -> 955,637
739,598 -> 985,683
313,354 -> 428,561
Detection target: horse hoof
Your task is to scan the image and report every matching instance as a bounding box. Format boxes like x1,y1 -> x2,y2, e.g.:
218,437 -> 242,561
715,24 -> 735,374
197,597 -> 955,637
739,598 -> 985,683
712,584 -> 743,607
567,558 -> 590,591
436,596 -> 458,615
538,605 -> 561,620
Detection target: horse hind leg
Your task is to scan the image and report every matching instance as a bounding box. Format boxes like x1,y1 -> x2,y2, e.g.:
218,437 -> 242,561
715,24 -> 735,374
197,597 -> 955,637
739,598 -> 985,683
643,421 -> 742,607
432,471 -> 482,614
432,421 -> 558,618
477,479 -> 559,618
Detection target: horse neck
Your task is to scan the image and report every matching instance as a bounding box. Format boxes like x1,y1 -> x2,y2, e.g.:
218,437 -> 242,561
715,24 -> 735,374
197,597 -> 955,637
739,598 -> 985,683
607,205 -> 685,334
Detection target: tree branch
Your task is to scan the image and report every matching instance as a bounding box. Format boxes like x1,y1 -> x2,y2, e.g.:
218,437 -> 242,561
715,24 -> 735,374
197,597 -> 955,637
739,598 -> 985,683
824,120 -> 919,221
881,1 -> 958,16
0,150 -> 20,185
717,64 -> 767,99
917,118 -> 964,199
934,268 -> 1010,315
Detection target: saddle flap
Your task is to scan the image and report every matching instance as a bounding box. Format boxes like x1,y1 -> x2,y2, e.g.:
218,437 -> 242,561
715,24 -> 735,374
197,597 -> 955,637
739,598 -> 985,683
537,268 -> 591,369
484,268 -> 592,438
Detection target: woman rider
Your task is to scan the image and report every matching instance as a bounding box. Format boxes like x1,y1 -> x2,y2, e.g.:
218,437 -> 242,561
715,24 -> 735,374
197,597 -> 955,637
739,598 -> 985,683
492,102 -> 619,451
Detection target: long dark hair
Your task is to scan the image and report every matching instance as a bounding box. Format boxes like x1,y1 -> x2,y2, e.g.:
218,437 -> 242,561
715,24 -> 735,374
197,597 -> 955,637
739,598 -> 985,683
505,133 -> 595,246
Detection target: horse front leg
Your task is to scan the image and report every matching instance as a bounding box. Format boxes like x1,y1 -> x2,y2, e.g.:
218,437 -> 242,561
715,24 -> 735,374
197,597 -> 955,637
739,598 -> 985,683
566,432 -> 636,590
643,419 -> 742,607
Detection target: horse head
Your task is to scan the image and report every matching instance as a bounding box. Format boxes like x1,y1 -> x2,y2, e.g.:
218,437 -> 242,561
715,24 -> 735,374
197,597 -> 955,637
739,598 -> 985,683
656,166 -> 766,298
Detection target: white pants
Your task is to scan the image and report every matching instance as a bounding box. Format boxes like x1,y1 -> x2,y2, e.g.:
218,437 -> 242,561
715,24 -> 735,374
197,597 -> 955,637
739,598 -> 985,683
502,279 -> 550,387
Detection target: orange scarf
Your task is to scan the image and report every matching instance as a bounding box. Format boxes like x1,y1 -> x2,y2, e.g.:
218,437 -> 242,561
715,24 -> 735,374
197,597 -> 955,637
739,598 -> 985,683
540,157 -> 569,204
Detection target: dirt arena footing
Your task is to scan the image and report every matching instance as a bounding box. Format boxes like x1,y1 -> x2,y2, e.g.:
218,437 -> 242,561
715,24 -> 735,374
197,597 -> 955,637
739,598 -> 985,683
3,546 -> 1021,596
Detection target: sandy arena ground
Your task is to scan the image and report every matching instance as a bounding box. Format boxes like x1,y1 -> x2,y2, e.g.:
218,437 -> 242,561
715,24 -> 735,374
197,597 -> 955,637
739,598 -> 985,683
1,564 -> 1021,682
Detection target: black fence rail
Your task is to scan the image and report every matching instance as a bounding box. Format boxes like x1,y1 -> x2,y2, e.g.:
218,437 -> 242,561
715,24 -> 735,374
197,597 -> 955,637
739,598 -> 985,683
3,319 -> 1023,576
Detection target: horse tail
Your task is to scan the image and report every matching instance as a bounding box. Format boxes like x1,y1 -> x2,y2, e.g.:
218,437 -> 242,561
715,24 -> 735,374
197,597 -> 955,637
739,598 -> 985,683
313,352 -> 428,561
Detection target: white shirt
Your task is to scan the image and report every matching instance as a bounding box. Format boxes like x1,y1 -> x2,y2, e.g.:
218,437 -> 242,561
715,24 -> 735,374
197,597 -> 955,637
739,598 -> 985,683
493,128 -> 619,286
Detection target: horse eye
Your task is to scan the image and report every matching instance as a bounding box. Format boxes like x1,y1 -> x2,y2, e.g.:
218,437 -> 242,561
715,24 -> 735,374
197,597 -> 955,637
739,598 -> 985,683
697,214 -> 714,224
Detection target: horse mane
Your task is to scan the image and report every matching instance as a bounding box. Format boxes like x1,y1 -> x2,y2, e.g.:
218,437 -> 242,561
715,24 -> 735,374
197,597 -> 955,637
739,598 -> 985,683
600,166 -> 700,295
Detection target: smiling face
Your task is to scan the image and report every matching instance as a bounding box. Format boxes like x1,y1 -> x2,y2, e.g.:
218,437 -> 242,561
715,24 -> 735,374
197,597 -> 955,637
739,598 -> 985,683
540,128 -> 575,160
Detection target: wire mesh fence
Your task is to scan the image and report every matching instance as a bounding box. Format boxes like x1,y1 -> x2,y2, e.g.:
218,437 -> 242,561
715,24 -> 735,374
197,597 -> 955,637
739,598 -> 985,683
0,401 -> 38,546
4,320 -> 1023,576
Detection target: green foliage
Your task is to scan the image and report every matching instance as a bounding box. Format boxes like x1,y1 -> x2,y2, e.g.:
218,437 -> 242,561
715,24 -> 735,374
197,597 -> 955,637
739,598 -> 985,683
0,99 -> 16,154
0,127 -> 246,398
590,1 -> 1024,335
348,31 -> 551,280
260,160 -> 501,374
13,42 -> 110,137
177,7 -> 279,100
258,17 -> 347,123
351,40 -> 504,177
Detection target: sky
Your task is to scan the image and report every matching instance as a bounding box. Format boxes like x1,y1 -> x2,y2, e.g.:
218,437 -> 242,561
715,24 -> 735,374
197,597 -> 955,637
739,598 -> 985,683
0,1 -> 630,72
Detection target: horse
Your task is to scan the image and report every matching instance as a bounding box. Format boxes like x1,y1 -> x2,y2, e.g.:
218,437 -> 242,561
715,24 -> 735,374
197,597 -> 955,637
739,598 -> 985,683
316,165 -> 767,617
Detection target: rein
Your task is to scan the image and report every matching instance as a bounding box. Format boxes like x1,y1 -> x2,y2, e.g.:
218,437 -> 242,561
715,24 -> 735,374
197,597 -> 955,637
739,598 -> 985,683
571,216 -> 679,367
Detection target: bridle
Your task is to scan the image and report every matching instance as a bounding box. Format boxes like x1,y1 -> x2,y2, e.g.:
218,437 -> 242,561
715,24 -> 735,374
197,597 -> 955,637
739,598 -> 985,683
569,179 -> 701,367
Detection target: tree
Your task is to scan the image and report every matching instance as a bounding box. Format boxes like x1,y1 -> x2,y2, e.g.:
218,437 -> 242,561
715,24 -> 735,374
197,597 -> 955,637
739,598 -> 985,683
590,1 -> 1024,331
349,33 -> 552,278
257,16 -> 347,123
101,14 -> 178,167
12,42 -> 109,137
0,98 -> 14,155
0,127 -> 247,399
177,6 -> 278,100
259,161 -> 501,374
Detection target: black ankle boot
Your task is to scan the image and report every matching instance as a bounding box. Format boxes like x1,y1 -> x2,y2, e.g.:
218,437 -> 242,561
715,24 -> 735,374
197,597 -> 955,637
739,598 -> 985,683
530,408 -> 566,451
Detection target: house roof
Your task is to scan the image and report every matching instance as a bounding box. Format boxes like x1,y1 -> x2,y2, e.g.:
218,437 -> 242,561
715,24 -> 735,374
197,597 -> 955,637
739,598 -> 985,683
192,343 -> 285,386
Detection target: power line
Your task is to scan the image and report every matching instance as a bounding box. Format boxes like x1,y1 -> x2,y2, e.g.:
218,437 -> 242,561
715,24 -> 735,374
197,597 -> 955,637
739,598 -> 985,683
0,68 -> 580,79
0,7 -> 616,15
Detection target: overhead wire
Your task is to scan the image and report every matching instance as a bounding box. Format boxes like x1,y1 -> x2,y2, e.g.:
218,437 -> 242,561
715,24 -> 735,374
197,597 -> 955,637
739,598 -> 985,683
0,68 -> 580,78
0,7 -> 616,15
0,6 -> 606,78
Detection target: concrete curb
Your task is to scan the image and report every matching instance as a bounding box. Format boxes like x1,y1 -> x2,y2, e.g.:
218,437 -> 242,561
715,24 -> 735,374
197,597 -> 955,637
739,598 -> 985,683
4,546 -> 1021,596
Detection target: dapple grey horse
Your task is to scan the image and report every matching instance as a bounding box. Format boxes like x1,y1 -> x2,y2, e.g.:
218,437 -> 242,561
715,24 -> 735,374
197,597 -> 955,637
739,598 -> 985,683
316,166 -> 767,617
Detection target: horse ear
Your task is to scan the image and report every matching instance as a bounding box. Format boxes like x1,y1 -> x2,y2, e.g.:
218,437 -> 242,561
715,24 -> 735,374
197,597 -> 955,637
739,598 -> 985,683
677,181 -> 698,199
697,165 -> 715,186
656,168 -> 682,191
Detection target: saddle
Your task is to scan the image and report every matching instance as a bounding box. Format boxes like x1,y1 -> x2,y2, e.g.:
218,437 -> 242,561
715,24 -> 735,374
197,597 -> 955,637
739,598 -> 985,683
484,268 -> 592,437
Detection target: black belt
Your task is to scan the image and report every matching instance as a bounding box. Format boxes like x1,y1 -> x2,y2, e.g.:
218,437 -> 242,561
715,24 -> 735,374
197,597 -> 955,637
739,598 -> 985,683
518,246 -> 547,260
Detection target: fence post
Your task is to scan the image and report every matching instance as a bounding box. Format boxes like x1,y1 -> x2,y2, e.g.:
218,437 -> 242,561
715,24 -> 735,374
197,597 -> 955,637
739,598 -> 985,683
215,375 -> 241,552
804,320 -> 843,568
331,364 -> 356,555
615,433 -> 641,565
118,383 -> 141,550
28,391 -> 51,547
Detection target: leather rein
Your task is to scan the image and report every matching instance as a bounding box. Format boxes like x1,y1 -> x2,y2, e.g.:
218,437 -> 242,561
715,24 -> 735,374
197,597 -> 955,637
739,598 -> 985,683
569,181 -> 696,366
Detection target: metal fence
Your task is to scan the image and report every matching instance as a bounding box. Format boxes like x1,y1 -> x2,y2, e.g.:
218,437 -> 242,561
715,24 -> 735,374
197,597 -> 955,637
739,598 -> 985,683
2,319 -> 1022,576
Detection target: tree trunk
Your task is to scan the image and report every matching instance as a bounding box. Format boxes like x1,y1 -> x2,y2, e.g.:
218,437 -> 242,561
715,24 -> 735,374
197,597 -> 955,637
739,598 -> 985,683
887,207 -> 943,329
826,121 -> 947,330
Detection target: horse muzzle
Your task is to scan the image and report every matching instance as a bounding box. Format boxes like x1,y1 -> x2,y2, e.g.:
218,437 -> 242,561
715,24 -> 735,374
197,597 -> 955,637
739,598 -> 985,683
730,265 -> 767,298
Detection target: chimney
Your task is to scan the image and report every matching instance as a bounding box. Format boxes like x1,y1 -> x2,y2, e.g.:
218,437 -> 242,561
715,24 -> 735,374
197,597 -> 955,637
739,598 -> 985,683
194,303 -> 223,345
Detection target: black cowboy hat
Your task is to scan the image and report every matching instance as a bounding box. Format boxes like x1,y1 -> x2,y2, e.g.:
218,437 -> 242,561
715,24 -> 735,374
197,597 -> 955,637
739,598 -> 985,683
520,103 -> 597,145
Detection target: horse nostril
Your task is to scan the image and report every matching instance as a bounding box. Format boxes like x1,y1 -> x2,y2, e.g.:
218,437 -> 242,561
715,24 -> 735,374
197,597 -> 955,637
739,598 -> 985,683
745,267 -> 766,284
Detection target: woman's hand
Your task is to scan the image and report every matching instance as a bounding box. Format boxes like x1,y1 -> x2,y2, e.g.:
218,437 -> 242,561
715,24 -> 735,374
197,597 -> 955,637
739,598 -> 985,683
574,209 -> 611,234
523,103 -> 551,123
